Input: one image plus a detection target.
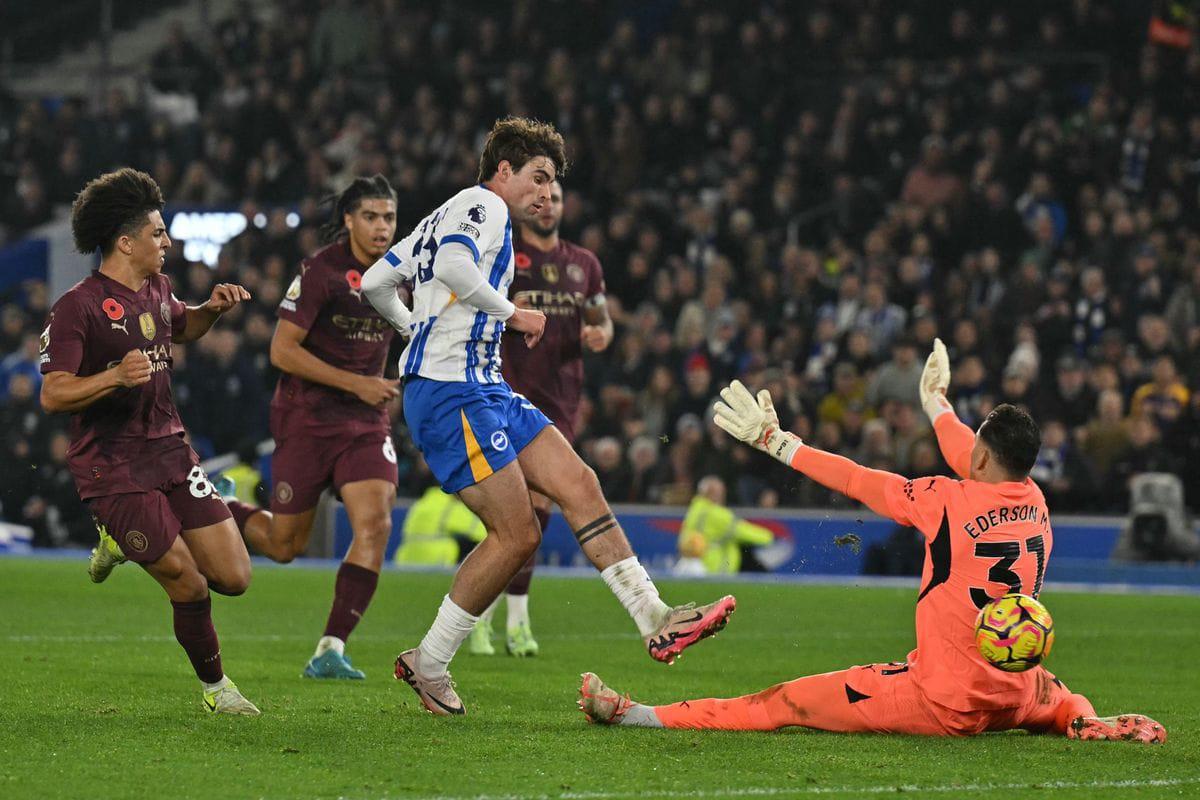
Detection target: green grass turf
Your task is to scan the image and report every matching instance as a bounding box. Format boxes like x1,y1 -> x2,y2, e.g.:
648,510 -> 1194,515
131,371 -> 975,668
2,558 -> 1198,799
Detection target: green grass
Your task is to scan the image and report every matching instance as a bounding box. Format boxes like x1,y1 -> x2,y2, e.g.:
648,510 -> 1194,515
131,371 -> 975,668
1,558 -> 1198,799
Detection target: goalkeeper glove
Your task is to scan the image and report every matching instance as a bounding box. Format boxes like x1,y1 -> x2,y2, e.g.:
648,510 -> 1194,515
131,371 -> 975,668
713,380 -> 803,465
919,337 -> 953,422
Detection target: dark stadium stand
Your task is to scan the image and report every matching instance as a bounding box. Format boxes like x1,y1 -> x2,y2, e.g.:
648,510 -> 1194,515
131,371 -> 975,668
2,1 -> 1199,553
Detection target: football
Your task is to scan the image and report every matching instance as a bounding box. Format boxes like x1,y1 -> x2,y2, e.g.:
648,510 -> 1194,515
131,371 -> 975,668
974,593 -> 1055,672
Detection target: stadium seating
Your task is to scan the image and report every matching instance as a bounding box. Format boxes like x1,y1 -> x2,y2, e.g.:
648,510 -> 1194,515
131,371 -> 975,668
2,1 -> 1199,551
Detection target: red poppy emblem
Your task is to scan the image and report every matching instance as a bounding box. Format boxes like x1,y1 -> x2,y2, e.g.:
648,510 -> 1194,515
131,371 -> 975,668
102,298 -> 125,321
515,252 -> 532,270
345,270 -> 362,290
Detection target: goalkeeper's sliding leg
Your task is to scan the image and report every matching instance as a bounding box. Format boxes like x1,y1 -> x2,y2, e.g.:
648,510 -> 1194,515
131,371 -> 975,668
579,667 -> 1165,742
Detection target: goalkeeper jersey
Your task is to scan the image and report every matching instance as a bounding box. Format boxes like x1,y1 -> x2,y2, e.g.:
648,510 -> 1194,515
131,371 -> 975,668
882,439 -> 1054,712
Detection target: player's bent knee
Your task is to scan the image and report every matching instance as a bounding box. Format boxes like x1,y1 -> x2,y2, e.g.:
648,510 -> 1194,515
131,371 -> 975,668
165,566 -> 210,602
273,545 -> 299,565
207,558 -> 252,596
491,516 -> 541,556
353,514 -> 392,552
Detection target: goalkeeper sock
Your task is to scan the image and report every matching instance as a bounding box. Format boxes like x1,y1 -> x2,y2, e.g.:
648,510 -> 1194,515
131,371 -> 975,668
600,556 -> 671,637
418,595 -> 479,677
619,703 -> 664,728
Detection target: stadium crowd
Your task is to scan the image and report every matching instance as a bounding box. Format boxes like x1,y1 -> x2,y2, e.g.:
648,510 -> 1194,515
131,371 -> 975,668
3,0 -> 1200,550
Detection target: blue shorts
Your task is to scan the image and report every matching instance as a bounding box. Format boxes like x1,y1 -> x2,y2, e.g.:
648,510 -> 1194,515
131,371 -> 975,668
403,377 -> 552,493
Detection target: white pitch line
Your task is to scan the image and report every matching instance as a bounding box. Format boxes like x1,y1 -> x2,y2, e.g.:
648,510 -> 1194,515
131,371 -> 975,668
392,777 -> 1200,800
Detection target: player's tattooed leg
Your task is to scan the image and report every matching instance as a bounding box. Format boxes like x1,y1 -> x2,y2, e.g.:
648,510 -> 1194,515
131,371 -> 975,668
573,513 -> 617,546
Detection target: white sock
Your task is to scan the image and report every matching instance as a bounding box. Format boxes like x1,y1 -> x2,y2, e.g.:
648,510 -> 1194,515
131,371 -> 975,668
418,595 -> 480,677
620,703 -> 664,727
201,675 -> 230,693
314,635 -> 345,658
506,593 -> 529,629
479,597 -> 499,626
600,556 -> 671,637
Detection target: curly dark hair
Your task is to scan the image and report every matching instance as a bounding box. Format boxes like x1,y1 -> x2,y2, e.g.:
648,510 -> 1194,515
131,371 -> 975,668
319,173 -> 397,244
477,117 -> 568,183
978,403 -> 1042,479
70,168 -> 164,255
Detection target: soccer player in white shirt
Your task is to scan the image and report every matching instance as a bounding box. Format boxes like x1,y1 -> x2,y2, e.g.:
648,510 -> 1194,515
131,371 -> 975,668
362,118 -> 736,715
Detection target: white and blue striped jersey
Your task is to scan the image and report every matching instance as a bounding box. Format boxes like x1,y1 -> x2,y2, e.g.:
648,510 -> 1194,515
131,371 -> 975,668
381,185 -> 514,383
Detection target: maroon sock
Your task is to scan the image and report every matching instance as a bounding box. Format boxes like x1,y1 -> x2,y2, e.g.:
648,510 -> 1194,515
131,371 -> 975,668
225,500 -> 261,534
171,596 -> 223,684
323,562 -> 380,642
505,507 -> 547,595
225,496 -> 264,534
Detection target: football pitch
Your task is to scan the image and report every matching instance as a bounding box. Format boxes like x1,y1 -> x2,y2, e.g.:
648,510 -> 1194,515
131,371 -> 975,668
3,558 -> 1198,799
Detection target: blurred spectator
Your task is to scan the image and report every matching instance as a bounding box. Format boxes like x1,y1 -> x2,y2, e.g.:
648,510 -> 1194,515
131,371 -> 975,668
866,338 -> 922,408
4,1 -> 1200,536
1031,420 -> 1097,510
1130,355 -> 1190,439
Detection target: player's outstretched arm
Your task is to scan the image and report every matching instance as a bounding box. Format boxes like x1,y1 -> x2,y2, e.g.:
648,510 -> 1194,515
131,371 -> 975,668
919,337 -> 974,479
172,283 -> 251,343
361,256 -> 414,333
713,380 -> 905,521
269,320 -> 399,407
40,350 -> 151,414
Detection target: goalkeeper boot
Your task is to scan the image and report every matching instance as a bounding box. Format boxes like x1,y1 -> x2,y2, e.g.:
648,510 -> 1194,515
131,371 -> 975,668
644,595 -> 736,665
506,622 -> 539,657
394,648 -> 465,716
88,528 -> 126,584
467,619 -> 496,656
1068,714 -> 1167,743
303,649 -> 366,680
203,680 -> 261,716
578,672 -> 633,725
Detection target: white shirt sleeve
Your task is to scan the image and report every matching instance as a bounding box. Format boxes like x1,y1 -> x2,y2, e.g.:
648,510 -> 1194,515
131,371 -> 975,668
431,188 -> 514,318
362,245 -> 414,333
433,242 -> 515,319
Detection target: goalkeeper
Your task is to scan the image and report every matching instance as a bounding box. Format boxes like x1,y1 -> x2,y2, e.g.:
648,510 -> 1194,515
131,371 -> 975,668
579,341 -> 1166,743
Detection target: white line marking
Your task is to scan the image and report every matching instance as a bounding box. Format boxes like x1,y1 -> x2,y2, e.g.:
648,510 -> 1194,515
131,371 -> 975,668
392,777 -> 1200,800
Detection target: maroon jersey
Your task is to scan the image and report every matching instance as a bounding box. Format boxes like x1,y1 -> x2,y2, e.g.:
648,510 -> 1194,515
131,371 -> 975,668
40,271 -> 190,499
273,240 -> 395,435
501,236 -> 605,434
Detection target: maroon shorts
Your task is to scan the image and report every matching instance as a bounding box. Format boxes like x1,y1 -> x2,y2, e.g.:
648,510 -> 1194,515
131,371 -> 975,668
270,428 -> 399,514
88,459 -> 231,564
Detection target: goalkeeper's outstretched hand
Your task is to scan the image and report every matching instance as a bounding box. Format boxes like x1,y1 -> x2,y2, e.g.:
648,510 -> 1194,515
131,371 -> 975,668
919,337 -> 953,422
713,380 -> 803,465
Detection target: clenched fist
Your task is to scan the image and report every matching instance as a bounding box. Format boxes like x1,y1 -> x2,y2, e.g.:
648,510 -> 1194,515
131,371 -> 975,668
114,349 -> 152,387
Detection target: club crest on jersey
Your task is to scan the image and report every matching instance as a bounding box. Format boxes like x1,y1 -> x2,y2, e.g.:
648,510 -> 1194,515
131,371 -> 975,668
345,270 -> 363,301
39,324 -> 50,354
567,263 -> 585,283
139,312 -> 157,340
102,298 -> 125,321
467,204 -> 487,224
490,431 -> 509,451
542,263 -> 559,284
126,530 -> 149,554
285,275 -> 302,301
515,252 -> 532,270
